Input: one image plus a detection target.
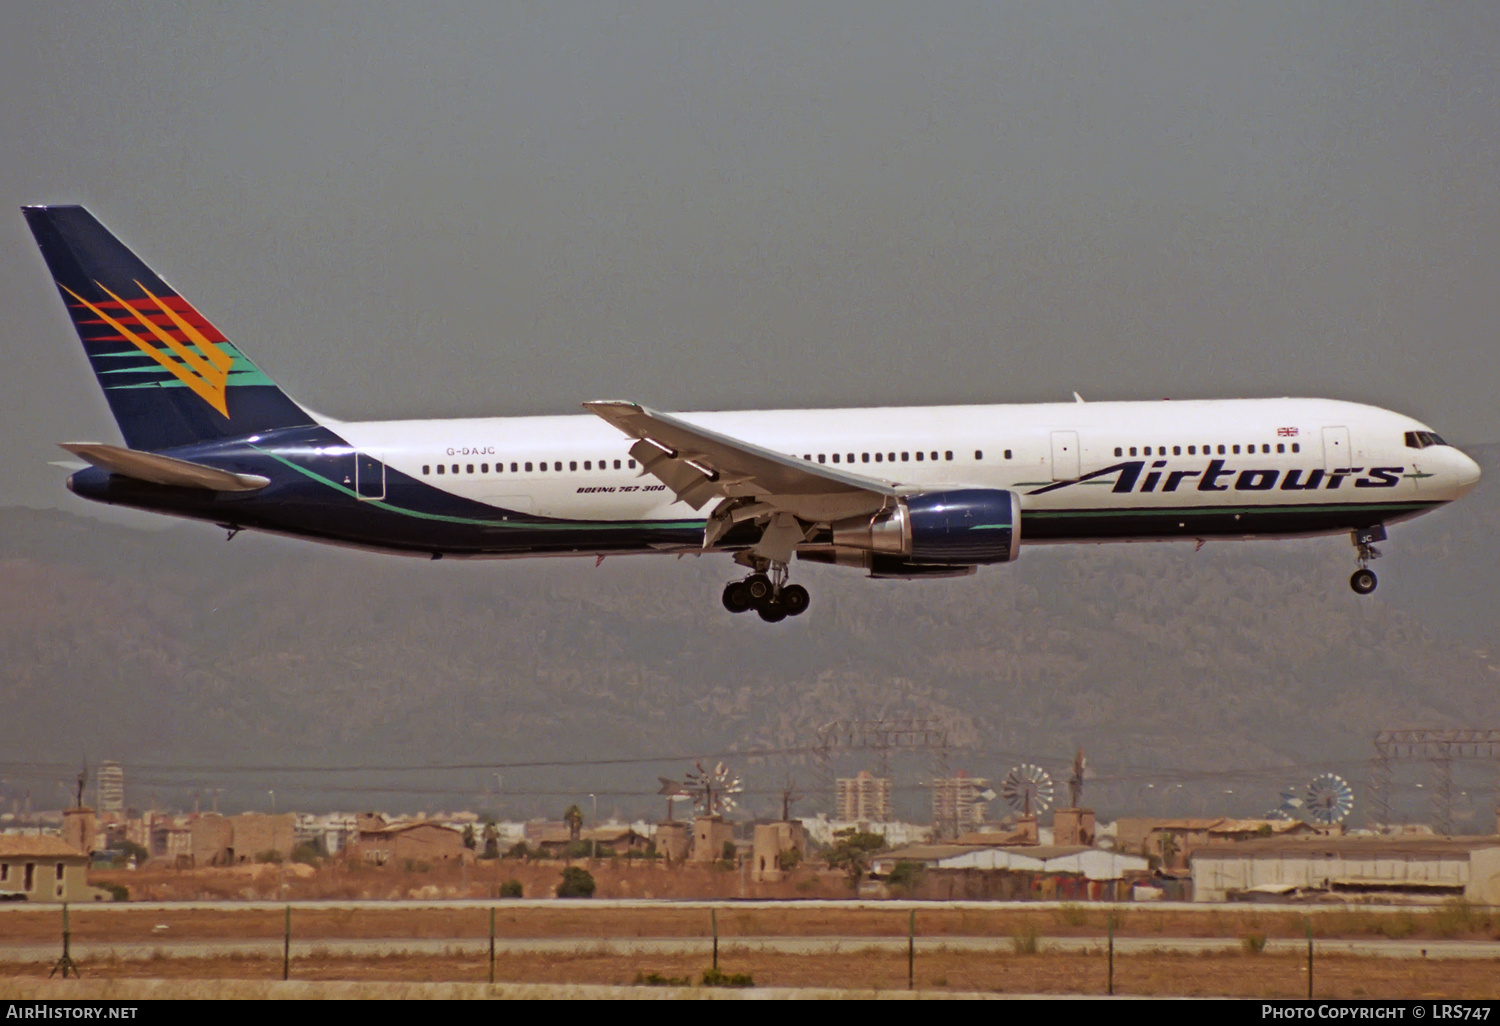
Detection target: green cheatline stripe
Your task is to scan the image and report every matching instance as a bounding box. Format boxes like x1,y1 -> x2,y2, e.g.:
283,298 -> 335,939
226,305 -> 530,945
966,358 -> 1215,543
1025,501 -> 1435,520
254,447 -> 705,533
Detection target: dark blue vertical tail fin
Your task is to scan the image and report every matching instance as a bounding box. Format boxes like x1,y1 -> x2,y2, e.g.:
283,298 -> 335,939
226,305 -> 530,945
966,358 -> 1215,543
23,205 -> 315,452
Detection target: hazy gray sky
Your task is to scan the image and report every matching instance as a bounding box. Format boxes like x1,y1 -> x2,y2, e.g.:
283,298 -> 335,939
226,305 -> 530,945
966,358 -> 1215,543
4,2 -> 1497,509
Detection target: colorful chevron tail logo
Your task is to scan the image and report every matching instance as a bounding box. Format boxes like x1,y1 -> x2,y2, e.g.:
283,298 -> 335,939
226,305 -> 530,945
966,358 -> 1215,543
60,280 -> 233,417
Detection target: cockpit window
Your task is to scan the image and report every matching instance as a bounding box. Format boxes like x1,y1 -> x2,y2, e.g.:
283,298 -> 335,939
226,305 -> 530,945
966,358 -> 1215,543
1405,430 -> 1449,449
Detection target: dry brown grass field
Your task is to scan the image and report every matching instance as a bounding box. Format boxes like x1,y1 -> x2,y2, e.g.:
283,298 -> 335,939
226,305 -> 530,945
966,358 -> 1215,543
1,949 -> 1497,998
4,897 -> 1500,945
3,861 -> 1499,997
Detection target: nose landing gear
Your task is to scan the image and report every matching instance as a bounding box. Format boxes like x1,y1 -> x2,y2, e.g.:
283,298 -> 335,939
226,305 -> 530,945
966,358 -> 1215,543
1349,525 -> 1386,595
721,563 -> 809,621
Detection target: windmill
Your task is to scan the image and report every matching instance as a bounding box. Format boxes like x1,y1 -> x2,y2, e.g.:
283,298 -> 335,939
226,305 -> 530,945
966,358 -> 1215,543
682,761 -> 743,818
1303,773 -> 1355,826
1000,764 -> 1055,817
1067,750 -> 1088,808
778,775 -> 804,822
656,777 -> 690,822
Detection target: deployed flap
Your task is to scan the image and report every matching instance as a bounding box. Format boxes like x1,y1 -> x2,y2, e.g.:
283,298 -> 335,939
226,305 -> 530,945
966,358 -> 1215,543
583,401 -> 893,523
60,442 -> 270,492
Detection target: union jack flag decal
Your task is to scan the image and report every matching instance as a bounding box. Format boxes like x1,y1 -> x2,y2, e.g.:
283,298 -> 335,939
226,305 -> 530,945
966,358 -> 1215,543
1277,427 -> 1299,437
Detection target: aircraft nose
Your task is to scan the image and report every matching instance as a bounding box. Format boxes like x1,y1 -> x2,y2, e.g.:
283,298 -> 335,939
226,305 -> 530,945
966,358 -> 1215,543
1454,448 -> 1482,491
1458,450 -> 1482,492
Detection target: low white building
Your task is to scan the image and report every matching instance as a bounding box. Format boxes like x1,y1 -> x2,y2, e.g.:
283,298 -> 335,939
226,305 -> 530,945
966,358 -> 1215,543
873,844 -> 1149,880
801,815 -> 932,848
1191,836 -> 1500,902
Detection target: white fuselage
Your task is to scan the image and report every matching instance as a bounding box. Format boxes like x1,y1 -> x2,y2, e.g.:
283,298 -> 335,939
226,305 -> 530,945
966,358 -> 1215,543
332,396 -> 1478,546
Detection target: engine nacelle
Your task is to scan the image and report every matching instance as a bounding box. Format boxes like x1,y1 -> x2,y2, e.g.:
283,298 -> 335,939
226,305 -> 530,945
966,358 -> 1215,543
830,488 -> 1021,566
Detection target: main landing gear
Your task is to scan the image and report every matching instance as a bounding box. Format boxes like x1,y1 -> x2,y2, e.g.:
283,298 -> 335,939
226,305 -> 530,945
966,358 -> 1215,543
722,564 -> 809,622
1349,525 -> 1386,595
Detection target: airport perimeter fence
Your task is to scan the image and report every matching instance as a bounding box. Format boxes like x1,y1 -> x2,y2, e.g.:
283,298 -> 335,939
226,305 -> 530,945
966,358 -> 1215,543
7,899 -> 1500,998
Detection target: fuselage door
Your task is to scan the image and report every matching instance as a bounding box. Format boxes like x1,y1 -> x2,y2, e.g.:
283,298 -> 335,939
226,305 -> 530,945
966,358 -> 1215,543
355,452 -> 386,501
1051,431 -> 1080,482
1322,426 -> 1351,474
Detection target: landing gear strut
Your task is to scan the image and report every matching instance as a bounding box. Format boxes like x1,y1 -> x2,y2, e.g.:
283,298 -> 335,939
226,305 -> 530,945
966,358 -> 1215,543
721,562 -> 809,621
1349,525 -> 1386,595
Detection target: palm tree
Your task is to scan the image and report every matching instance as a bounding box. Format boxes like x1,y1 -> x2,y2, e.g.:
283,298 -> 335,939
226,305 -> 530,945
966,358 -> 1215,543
564,804 -> 584,843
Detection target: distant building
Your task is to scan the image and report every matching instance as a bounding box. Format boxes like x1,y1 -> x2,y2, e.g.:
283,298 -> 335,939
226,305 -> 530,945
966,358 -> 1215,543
752,821 -> 808,882
350,820 -> 468,865
96,762 -> 124,816
836,771 -> 892,823
871,842 -> 1150,901
1116,817 -> 1318,870
1192,836 -> 1500,903
932,773 -> 990,833
0,835 -> 109,903
690,816 -> 735,863
532,826 -> 651,858
62,807 -> 98,854
228,813 -> 297,863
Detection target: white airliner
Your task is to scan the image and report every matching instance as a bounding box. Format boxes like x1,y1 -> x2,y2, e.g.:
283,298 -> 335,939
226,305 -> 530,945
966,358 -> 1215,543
25,206 -> 1482,621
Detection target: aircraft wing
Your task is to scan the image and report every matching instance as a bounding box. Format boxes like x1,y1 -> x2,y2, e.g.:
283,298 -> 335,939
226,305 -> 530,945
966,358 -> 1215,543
59,442 -> 270,492
583,401 -> 894,527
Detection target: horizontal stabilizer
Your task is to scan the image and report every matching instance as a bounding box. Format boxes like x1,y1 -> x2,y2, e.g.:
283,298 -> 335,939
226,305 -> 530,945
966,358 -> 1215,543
59,442 -> 270,492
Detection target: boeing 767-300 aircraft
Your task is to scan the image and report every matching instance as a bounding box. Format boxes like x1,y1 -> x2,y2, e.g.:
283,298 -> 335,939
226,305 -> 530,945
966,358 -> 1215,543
23,206 -> 1482,621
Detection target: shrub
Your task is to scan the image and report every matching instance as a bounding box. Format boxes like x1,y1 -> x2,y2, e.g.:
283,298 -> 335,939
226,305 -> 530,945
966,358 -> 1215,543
1242,932 -> 1267,955
1054,903 -> 1088,927
291,841 -> 324,865
1432,899 -> 1488,938
701,967 -> 754,988
100,882 -> 129,902
886,860 -> 924,894
1011,921 -> 1040,955
254,849 -> 283,864
499,879 -> 523,899
634,971 -> 691,987
504,841 -> 530,859
1380,912 -> 1417,939
557,866 -> 596,898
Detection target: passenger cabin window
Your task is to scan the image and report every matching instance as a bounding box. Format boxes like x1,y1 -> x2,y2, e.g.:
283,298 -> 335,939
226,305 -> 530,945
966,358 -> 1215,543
1291,443 -> 1300,453
1004,449 -> 1012,459
570,461 -> 577,471
1115,447 -> 1123,457
525,462 -> 533,472
974,450 -> 983,460
945,451 -> 953,461
901,452 -> 909,461
832,454 -> 841,463
915,452 -> 924,461
467,464 -> 474,474
818,454 -> 826,463
452,464 -> 459,474
436,465 -> 445,475
423,465 -> 431,475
